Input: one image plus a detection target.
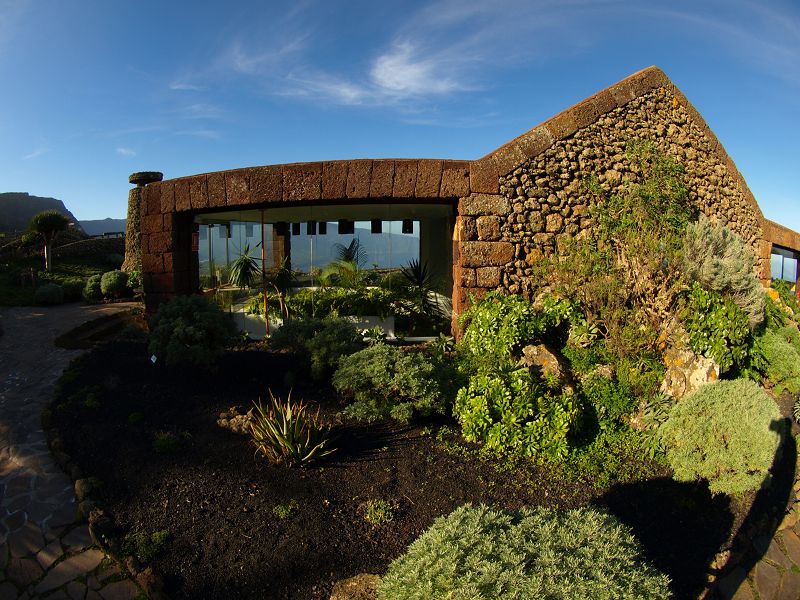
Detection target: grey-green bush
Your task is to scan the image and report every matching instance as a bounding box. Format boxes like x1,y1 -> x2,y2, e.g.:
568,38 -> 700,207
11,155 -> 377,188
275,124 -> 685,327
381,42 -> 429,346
100,270 -> 130,299
752,329 -> 800,395
35,283 -> 64,305
659,379 -> 784,496
148,295 -> 236,368
377,504 -> 671,600
83,274 -> 103,302
682,215 -> 764,328
333,344 -> 445,423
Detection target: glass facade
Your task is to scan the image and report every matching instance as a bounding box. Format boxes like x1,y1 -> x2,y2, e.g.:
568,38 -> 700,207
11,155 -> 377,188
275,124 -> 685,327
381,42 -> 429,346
772,246 -> 798,283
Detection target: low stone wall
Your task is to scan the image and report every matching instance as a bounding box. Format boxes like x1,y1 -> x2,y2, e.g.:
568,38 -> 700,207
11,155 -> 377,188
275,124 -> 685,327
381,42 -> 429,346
54,237 -> 125,259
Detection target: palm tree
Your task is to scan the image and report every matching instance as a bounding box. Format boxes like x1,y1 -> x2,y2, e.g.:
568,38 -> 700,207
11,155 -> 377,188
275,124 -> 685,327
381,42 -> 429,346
29,210 -> 70,271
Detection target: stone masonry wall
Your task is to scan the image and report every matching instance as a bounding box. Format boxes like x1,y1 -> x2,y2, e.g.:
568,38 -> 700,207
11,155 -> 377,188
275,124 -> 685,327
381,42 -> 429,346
455,86 -> 766,307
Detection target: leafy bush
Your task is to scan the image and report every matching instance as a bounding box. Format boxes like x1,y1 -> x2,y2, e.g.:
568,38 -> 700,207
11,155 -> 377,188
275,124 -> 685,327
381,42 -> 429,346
61,278 -> 84,302
100,270 -> 130,299
457,292 -> 573,374
34,283 -> 64,305
249,391 -> 335,466
772,279 -> 800,318
377,504 -> 671,600
659,379 -> 784,496
580,373 -> 636,424
361,499 -> 396,526
286,286 -> 395,319
751,329 -> 800,395
148,295 -> 236,368
122,530 -> 169,564
334,344 -> 446,423
153,431 -> 190,453
83,274 -> 103,302
682,215 -> 764,328
270,318 -> 362,380
454,368 -> 578,459
127,270 -> 142,289
683,283 -> 750,372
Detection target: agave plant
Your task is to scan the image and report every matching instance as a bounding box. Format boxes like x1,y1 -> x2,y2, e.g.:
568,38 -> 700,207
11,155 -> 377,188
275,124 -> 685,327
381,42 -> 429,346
249,391 -> 335,466
228,244 -> 260,289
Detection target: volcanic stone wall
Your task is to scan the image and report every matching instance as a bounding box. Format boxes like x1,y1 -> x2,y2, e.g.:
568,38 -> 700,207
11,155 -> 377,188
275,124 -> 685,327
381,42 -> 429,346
454,84 -> 767,309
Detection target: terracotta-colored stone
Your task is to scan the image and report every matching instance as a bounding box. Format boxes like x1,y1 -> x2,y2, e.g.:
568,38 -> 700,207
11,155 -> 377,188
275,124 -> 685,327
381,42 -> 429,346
322,161 -> 348,199
369,160 -> 394,198
149,232 -> 174,254
187,175 -> 208,210
148,273 -> 175,294
488,143 -> 528,181
251,165 -> 283,203
477,216 -> 501,241
469,159 -> 500,194
460,268 -> 476,287
460,194 -> 511,217
207,172 -> 226,207
782,530 -> 800,566
440,161 -> 470,197
460,241 -> 514,268
509,127 -> 554,162
159,181 -> 175,214
283,162 -> 322,201
225,169 -> 250,205
415,159 -> 443,198
142,253 -> 164,274
346,160 -> 372,198
162,254 -> 174,273
392,160 -> 418,197
458,216 -> 477,241
476,266 -> 501,287
174,178 -> 191,211
143,185 -> 161,217
776,570 -> 800,600
140,233 -> 149,255
141,214 -> 163,235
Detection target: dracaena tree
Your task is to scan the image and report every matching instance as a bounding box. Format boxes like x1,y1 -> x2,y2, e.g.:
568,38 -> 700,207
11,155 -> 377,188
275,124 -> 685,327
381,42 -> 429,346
29,210 -> 70,271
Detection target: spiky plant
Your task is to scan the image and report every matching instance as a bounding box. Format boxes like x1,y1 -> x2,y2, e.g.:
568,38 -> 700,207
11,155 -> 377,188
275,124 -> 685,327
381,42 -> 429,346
228,244 -> 260,289
249,391 -> 335,466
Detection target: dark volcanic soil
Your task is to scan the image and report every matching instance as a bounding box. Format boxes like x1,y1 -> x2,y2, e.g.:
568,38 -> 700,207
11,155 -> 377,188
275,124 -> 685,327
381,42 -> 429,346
51,340 -> 767,599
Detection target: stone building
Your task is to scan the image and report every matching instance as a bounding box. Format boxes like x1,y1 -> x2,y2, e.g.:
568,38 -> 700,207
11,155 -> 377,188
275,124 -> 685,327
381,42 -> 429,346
129,66 -> 800,324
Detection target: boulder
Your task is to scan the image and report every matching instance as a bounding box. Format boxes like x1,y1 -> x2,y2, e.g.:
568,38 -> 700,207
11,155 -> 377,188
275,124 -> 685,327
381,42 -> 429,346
329,573 -> 380,600
660,346 -> 719,400
519,344 -> 573,391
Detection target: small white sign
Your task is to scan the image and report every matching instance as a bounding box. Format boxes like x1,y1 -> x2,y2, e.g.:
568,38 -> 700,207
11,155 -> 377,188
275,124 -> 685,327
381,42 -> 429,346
150,355 -> 157,364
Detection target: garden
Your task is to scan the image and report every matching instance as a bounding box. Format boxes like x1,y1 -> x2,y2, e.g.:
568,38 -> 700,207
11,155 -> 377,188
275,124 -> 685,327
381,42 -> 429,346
46,145 -> 800,599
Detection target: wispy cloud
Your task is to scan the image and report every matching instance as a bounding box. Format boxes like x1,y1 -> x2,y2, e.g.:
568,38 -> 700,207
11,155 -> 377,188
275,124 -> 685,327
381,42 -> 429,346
116,147 -> 136,157
23,146 -> 49,160
172,103 -> 226,120
169,81 -> 204,91
174,129 -> 220,140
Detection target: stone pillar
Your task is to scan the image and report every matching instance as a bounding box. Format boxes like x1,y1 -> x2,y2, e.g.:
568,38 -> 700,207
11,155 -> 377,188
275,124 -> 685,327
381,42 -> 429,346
122,171 -> 163,273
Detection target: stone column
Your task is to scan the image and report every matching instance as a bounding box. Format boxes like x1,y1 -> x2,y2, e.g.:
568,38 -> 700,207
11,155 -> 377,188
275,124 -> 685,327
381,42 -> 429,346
122,171 -> 163,273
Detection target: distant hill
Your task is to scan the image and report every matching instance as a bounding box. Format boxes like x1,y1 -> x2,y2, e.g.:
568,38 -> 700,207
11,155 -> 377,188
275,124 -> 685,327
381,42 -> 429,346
0,192 -> 83,233
80,218 -> 126,236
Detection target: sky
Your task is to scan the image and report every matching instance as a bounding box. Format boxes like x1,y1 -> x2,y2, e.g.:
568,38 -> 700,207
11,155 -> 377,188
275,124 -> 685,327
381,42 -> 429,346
0,0 -> 798,232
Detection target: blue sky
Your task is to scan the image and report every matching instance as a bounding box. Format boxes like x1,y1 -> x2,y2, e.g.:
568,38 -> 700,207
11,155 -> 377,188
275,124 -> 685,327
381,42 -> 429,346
0,0 -> 798,232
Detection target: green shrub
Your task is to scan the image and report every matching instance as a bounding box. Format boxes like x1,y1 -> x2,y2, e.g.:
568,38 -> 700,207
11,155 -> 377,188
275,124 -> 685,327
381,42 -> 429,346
334,344 -> 446,423
61,278 -> 84,302
100,270 -> 130,299
83,274 -> 103,302
286,286 -> 395,319
772,279 -> 800,318
580,373 -> 636,424
454,368 -> 578,459
361,499 -> 396,526
457,292 -> 573,374
122,530 -> 169,564
148,295 -> 236,368
377,504 -> 671,600
659,379 -> 784,496
127,270 -> 142,289
249,391 -> 335,466
683,283 -> 750,372
34,283 -> 64,305
751,329 -> 800,395
153,431 -> 190,454
682,215 -> 764,328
